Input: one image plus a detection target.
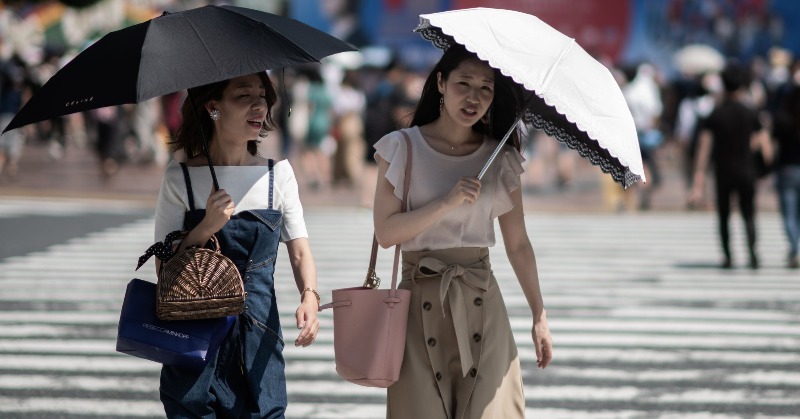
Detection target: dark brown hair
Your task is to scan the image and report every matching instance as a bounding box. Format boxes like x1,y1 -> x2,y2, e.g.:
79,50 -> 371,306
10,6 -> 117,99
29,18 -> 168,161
409,44 -> 524,151
169,72 -> 278,158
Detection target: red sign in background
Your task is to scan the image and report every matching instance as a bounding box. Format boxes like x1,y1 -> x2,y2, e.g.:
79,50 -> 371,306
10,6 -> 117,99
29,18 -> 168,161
453,0 -> 631,62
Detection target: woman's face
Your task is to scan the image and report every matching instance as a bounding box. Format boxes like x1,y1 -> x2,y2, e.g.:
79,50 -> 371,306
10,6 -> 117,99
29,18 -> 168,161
209,73 -> 268,141
437,57 -> 495,127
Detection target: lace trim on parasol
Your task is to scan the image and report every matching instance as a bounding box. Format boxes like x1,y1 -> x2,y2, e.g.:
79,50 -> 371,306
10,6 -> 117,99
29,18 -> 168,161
416,20 -> 641,189
416,19 -> 455,51
526,112 -> 641,188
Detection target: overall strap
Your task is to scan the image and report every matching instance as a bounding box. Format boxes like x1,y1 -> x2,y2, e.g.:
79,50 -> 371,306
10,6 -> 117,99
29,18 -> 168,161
179,162 -> 196,211
268,159 -> 275,209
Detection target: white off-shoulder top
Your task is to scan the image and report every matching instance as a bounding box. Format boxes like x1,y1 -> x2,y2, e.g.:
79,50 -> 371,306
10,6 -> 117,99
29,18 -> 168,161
374,126 -> 525,251
154,159 -> 308,243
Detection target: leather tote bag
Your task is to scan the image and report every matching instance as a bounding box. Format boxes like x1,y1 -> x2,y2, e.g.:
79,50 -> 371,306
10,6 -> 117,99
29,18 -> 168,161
116,278 -> 235,368
319,130 -> 414,388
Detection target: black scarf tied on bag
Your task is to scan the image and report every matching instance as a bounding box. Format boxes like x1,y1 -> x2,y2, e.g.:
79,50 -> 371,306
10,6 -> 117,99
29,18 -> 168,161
136,230 -> 185,271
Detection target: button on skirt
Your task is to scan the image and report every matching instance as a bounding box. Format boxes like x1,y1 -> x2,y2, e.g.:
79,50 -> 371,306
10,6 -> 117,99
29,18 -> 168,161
387,247 -> 524,419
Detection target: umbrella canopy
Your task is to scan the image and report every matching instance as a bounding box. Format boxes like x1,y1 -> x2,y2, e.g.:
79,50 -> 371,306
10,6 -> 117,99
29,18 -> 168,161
673,44 -> 725,76
3,5 -> 357,133
415,8 -> 644,188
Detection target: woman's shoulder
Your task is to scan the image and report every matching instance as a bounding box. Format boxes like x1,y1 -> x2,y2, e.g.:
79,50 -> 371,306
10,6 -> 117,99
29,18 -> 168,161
163,160 -> 185,180
374,129 -> 413,158
378,128 -> 411,143
270,158 -> 292,168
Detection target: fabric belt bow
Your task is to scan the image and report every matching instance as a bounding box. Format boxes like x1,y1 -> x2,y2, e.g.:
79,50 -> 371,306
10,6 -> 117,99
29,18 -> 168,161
413,256 -> 490,377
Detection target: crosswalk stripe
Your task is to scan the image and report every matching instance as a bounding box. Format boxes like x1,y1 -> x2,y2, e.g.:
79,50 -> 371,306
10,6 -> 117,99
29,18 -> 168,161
0,396 -> 164,416
0,198 -> 798,418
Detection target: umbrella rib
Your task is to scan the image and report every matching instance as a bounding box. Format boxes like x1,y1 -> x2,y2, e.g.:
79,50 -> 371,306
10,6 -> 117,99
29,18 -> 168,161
216,6 -> 319,63
540,38 -> 575,94
181,17 -> 221,73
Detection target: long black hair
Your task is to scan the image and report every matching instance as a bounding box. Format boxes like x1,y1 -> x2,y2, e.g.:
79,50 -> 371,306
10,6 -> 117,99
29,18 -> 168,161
409,44 -> 525,151
169,72 -> 278,158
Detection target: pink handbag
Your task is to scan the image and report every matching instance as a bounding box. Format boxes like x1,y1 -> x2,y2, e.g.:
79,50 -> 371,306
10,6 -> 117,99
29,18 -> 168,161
319,130 -> 413,388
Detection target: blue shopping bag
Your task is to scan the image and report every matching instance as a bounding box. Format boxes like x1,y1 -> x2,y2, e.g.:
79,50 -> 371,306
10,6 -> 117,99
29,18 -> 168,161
116,278 -> 235,368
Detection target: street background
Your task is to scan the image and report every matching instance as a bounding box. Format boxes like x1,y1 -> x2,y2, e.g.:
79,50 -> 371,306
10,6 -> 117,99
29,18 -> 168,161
1,0 -> 799,418
0,132 -> 784,213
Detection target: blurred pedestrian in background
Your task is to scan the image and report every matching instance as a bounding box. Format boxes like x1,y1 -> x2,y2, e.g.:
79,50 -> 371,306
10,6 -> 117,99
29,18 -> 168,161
623,62 -> 665,210
87,105 -> 128,178
0,50 -> 28,180
770,77 -> 800,268
360,58 -> 412,207
690,63 -> 773,269
297,66 -> 333,191
674,71 -> 723,208
331,68 -> 365,187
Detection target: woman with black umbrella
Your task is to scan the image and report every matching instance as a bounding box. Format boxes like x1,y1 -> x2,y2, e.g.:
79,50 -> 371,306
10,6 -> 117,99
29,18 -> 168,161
154,72 -> 319,418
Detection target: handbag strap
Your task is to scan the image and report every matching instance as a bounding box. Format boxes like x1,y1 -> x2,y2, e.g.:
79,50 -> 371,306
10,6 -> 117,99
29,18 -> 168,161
365,129 -> 412,292
319,130 -> 412,311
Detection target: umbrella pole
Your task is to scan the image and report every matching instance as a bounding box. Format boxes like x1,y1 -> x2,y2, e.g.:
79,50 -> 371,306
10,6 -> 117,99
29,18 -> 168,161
186,90 -> 220,191
477,94 -> 537,180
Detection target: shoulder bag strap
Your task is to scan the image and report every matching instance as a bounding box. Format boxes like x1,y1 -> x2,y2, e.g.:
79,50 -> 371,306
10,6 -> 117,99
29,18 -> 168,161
365,129 -> 412,291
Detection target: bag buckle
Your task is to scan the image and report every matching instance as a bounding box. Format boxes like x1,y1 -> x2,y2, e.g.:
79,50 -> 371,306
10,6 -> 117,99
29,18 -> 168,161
363,268 -> 381,289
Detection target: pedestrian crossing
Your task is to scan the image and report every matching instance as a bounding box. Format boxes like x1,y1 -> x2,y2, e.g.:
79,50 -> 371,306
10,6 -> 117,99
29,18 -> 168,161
0,199 -> 798,418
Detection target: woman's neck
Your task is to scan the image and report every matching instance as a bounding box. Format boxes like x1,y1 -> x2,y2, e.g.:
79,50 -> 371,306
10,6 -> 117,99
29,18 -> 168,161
429,117 -> 479,147
208,136 -> 253,166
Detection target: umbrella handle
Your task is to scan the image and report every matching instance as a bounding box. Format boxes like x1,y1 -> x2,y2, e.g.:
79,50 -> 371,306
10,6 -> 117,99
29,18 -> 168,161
186,90 -> 221,191
477,116 -> 520,180
477,93 -> 540,180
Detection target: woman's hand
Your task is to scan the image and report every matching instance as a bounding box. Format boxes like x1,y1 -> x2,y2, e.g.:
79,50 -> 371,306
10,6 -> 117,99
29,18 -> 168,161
443,177 -> 481,208
201,186 -> 235,233
532,318 -> 553,369
294,298 -> 319,347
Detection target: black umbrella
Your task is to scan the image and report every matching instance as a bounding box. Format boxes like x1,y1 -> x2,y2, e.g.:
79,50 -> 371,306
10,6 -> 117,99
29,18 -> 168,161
3,5 -> 356,188
4,5 -> 356,133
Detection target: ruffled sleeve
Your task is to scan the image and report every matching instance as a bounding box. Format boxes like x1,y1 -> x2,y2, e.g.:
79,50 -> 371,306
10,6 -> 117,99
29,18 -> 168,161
373,130 -> 409,201
489,147 -> 525,219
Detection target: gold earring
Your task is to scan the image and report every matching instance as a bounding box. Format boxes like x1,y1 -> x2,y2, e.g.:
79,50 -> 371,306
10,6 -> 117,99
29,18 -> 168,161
439,97 -> 444,115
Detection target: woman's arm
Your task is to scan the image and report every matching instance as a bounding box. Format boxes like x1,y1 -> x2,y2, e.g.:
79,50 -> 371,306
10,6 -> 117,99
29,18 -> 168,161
285,237 -> 319,347
752,127 -> 772,165
372,156 -> 481,248
498,187 -> 552,368
689,129 -> 713,204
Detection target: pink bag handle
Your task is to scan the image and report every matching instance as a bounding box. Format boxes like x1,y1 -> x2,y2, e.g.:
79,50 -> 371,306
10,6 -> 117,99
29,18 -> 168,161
320,130 -> 411,311
365,129 -> 412,292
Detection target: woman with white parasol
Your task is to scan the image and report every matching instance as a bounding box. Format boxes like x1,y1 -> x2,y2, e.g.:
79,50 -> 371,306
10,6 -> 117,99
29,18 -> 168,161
373,43 -> 552,419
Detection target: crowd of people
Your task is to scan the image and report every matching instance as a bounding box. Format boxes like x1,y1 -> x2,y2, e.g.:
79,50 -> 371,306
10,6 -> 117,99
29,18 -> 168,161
608,46 -> 800,269
2,3 -> 800,270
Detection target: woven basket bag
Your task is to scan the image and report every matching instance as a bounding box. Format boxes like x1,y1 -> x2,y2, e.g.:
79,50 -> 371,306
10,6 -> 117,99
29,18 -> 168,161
156,234 -> 245,321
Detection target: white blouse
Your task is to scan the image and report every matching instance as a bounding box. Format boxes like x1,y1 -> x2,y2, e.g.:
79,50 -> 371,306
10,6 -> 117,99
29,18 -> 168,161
154,160 -> 308,243
374,126 -> 524,251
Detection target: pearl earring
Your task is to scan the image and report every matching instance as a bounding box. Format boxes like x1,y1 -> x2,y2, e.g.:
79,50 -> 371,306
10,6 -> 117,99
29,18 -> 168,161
209,109 -> 221,121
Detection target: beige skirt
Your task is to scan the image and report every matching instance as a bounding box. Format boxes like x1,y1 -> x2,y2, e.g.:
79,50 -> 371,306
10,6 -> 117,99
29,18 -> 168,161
387,247 -> 524,419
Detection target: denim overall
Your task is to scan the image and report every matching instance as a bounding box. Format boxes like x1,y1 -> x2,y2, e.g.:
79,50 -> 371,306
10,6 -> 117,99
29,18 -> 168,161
160,161 -> 287,419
